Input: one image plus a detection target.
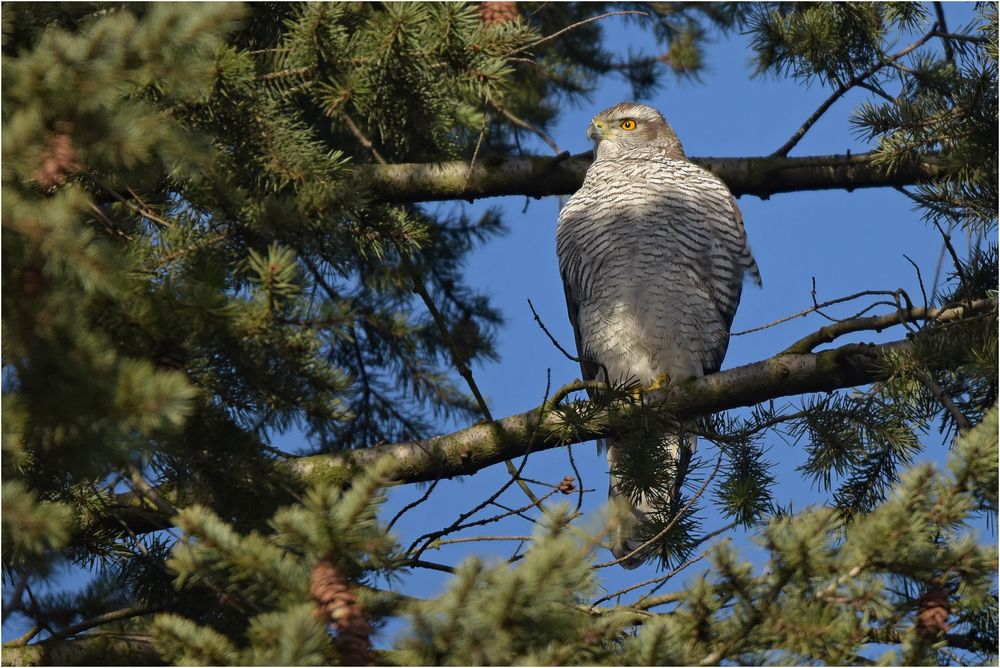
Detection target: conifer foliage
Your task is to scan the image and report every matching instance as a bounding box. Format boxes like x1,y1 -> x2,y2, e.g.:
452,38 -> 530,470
2,2 -> 996,666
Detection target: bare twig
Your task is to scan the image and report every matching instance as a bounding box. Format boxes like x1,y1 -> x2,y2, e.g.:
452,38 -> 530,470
404,368 -> 561,559
782,298 -> 996,354
490,501 -> 536,523
463,111 -> 489,191
342,113 -> 387,165
54,606 -> 161,639
732,288 -> 905,336
931,219 -> 973,306
566,437 -> 586,513
507,10 -> 649,57
933,3 -> 956,64
2,573 -> 28,623
772,29 -> 937,157
903,254 -> 929,308
591,550 -> 710,607
916,370 -> 973,434
931,30 -> 988,44
413,488 -> 560,555
405,558 -> 455,574
810,278 -> 908,324
528,298 -> 611,385
387,479 -> 441,531
121,187 -> 175,229
487,94 -> 562,154
431,535 -> 534,548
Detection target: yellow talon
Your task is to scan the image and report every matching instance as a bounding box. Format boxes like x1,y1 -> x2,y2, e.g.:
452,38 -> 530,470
645,371 -> 672,393
629,372 -> 672,401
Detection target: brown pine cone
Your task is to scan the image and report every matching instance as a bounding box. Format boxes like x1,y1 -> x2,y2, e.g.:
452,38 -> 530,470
310,558 -> 374,666
557,475 -> 576,494
480,2 -> 520,26
34,133 -> 78,189
915,585 -> 950,640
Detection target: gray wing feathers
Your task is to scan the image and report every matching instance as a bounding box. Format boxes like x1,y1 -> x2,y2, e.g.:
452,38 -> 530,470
556,157 -> 758,381
556,155 -> 758,568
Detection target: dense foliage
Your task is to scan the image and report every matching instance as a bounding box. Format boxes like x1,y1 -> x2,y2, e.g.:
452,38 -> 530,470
2,2 -> 996,665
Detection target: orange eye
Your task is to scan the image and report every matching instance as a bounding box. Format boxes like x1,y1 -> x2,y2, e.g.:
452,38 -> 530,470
620,119 -> 637,130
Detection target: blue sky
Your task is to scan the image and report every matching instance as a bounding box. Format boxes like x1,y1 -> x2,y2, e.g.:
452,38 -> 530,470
4,2 -> 991,651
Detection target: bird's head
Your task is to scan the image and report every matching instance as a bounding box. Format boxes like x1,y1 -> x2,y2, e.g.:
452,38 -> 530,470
586,102 -> 686,161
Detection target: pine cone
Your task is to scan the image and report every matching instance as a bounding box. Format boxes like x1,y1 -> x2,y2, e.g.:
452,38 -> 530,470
557,475 -> 576,494
479,1 -> 520,26
310,558 -> 374,666
34,133 -> 78,189
915,585 -> 950,640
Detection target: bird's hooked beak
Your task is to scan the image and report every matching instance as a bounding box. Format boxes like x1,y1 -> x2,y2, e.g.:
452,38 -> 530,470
586,118 -> 608,143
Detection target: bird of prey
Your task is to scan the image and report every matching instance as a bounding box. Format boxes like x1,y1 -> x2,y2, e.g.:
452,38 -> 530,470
555,102 -> 760,568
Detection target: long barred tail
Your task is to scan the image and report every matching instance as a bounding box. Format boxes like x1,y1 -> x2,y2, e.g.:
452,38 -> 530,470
606,434 -> 695,570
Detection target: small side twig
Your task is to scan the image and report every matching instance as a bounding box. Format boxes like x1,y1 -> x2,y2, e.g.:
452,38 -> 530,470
506,10 -> 649,57
487,93 -> 562,154
387,478 -> 441,531
53,606 -> 161,639
933,3 -> 955,64
931,219 -> 973,307
430,535 -> 534,548
343,113 -> 387,165
591,550 -> 710,607
781,298 -> 996,354
772,29 -> 937,157
916,370 -> 972,434
903,254 -> 929,309
528,298 -> 610,386
566,436 -> 585,513
732,287 -> 905,336
463,111 -> 489,191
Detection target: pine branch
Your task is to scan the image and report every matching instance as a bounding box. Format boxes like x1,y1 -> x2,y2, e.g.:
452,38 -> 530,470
782,298 -> 996,353
81,302 -> 994,541
772,29 -> 938,157
289,315 -> 990,488
352,151 -> 944,204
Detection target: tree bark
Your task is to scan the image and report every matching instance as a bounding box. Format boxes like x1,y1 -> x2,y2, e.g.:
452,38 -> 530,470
1,635 -> 163,666
353,151 -> 942,203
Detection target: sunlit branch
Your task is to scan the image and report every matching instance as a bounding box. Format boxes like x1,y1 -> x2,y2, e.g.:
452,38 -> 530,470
352,151 -> 943,204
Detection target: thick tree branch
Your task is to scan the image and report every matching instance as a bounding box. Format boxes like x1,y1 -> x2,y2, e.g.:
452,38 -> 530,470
352,151 -> 943,204
1,634 -> 162,666
286,330 -> 948,487
83,303 -> 992,540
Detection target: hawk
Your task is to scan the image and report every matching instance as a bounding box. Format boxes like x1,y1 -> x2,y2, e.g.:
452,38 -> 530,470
555,102 -> 760,568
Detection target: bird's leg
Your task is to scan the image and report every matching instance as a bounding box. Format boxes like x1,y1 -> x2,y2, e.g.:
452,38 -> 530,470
628,371 -> 671,403
645,371 -> 672,393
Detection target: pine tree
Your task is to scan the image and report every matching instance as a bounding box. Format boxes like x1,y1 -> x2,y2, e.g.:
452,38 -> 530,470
3,3 -> 996,666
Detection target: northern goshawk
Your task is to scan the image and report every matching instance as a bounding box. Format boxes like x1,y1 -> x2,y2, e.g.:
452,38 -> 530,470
555,102 -> 760,568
